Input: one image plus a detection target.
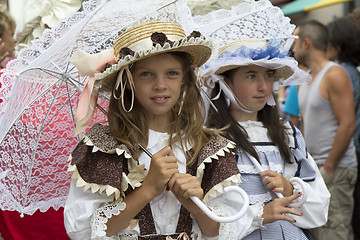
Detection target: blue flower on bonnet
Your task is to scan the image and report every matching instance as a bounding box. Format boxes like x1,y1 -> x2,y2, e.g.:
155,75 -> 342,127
218,45 -> 289,61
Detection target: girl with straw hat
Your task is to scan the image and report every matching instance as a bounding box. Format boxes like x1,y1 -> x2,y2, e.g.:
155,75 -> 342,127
204,38 -> 331,239
64,21 -> 252,239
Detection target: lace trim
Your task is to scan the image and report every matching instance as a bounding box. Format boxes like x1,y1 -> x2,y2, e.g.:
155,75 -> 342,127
238,164 -> 283,174
248,193 -> 273,205
247,202 -> 266,235
237,121 -> 295,148
215,205 -> 238,240
191,203 -> 238,239
91,200 -> 127,239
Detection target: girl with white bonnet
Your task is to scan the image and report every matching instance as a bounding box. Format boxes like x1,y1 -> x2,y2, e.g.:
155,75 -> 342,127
198,0 -> 331,239
64,21 -> 253,239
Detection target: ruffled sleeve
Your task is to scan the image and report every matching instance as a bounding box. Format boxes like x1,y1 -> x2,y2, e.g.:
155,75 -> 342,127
64,179 -> 115,240
191,135 -> 254,239
64,124 -> 146,239
285,123 -> 330,228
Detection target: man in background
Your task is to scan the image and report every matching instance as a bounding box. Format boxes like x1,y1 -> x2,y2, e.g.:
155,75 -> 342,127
293,20 -> 357,240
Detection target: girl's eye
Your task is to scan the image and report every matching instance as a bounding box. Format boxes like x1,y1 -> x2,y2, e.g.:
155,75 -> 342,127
140,72 -> 151,77
168,71 -> 179,76
246,74 -> 256,79
266,71 -> 275,78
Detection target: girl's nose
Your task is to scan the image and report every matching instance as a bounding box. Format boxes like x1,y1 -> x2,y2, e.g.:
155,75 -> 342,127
154,75 -> 167,91
257,77 -> 267,90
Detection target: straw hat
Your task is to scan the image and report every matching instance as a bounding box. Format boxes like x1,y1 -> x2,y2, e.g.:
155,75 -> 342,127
91,21 -> 213,94
70,21 -> 214,133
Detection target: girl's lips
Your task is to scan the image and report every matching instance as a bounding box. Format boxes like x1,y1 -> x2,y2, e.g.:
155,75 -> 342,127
151,96 -> 169,104
254,96 -> 266,101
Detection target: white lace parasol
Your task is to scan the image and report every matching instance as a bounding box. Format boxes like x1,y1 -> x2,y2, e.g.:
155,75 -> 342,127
193,0 -> 296,53
0,0 -> 194,216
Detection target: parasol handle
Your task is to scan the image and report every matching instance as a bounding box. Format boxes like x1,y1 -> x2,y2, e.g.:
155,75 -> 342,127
138,144 -> 249,222
190,186 -> 249,223
247,154 -> 307,208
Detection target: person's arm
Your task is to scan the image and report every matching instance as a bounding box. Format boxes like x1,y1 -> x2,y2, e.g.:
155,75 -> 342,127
106,146 -> 179,236
322,66 -> 356,178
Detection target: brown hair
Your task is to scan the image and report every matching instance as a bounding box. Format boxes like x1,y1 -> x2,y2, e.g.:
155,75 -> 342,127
297,20 -> 328,52
206,68 -> 291,163
0,9 -> 15,37
108,52 -> 216,166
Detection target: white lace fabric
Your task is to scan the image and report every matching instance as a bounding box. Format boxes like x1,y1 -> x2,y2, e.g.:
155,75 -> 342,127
193,0 -> 295,51
0,0 -> 195,215
91,200 -> 127,239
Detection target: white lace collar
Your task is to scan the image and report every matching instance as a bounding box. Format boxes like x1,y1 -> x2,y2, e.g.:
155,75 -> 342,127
238,121 -> 295,148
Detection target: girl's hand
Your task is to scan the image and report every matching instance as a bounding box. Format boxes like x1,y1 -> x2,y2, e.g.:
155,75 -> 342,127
142,146 -> 179,198
168,173 -> 204,212
260,170 -> 293,196
263,193 -> 303,224
169,173 -> 220,237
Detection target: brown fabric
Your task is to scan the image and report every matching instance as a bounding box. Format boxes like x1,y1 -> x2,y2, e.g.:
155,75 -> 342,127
176,206 -> 192,234
137,203 -> 156,235
200,150 -> 239,195
85,124 -> 131,154
70,124 -> 130,192
71,142 -> 128,191
195,135 -> 239,195
138,233 -> 189,240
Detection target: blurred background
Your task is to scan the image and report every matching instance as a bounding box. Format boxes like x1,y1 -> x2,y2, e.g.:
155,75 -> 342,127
2,0 -> 360,48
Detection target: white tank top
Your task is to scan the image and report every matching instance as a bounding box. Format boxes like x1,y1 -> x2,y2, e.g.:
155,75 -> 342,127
298,61 -> 357,167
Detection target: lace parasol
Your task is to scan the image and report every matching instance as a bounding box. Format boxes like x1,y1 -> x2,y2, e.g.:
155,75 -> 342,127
193,0 -> 296,53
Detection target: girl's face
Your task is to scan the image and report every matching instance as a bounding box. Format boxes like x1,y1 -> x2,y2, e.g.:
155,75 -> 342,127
0,29 -> 16,59
226,65 -> 274,114
132,53 -> 184,126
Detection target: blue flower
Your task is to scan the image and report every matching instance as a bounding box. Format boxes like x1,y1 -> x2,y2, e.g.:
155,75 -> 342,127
219,45 -> 289,61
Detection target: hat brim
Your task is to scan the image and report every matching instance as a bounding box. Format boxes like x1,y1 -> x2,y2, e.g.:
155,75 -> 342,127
94,38 -> 213,94
214,61 -> 294,80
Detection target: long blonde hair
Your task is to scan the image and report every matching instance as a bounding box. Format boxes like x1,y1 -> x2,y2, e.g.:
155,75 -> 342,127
108,52 -> 216,166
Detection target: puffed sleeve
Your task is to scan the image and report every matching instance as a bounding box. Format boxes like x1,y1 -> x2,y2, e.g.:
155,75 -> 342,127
285,125 -> 330,228
189,135 -> 255,239
64,179 -> 114,240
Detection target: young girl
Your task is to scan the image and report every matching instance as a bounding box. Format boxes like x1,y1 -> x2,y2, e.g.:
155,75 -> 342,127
64,21 -> 252,239
205,40 -> 330,239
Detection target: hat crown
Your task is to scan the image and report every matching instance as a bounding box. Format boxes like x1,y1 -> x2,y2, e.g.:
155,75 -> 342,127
219,39 -> 267,56
193,0 -> 295,53
113,21 -> 186,60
